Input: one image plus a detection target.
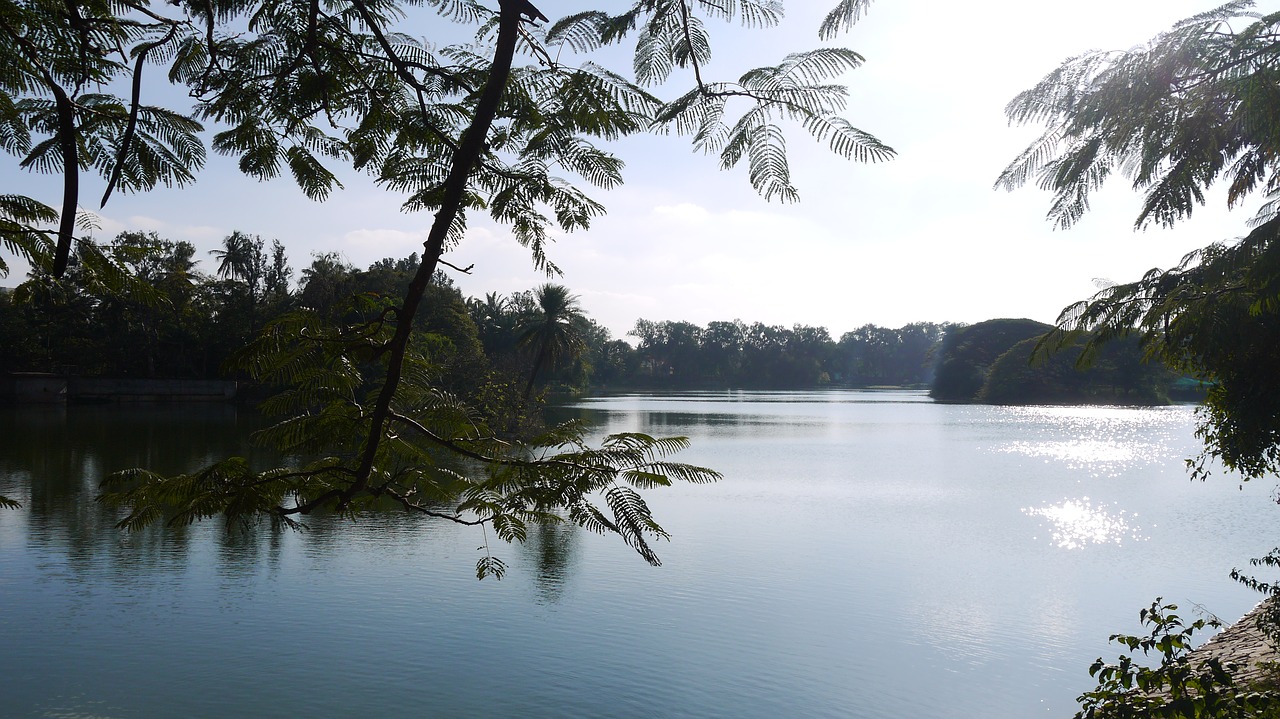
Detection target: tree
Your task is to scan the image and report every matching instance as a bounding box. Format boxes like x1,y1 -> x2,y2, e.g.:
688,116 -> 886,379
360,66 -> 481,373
702,319 -> 747,381
998,6 -> 1280,713
979,333 -> 1173,406
517,283 -> 586,400
929,318 -> 1049,402
4,0 -> 894,571
297,252 -> 357,320
997,0 -> 1280,481
211,232 -> 264,290
469,291 -> 516,357
103,231 -> 203,377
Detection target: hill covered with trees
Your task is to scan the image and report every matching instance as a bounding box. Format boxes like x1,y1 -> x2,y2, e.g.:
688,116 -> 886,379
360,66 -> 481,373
930,318 -> 1180,405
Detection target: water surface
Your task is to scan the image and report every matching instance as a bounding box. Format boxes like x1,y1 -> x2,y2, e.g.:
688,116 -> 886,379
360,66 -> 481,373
1,391 -> 1274,718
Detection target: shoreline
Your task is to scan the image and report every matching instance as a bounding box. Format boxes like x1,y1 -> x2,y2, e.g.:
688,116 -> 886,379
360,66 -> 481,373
1194,600 -> 1277,686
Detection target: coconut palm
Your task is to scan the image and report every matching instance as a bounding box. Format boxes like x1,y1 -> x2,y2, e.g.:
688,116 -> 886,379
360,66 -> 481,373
209,232 -> 265,298
517,283 -> 586,401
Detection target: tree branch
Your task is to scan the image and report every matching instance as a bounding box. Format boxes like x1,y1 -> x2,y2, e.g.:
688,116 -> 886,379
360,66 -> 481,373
341,0 -> 526,509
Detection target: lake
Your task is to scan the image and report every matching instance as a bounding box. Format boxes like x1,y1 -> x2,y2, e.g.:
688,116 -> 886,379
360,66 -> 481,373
1,390 -> 1275,718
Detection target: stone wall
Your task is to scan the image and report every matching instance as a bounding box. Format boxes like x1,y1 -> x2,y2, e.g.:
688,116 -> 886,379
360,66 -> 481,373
0,374 -> 66,403
1193,600 -> 1277,687
2,375 -> 237,403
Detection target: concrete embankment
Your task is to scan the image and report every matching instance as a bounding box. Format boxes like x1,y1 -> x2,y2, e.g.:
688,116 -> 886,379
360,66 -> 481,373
1193,600 -> 1278,686
2,374 -> 237,403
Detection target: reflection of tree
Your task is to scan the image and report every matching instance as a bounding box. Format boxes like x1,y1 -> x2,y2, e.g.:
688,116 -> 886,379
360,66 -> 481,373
0,404 -> 270,578
523,520 -> 580,605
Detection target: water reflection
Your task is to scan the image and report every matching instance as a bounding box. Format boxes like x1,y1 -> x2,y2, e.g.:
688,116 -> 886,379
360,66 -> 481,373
522,519 -> 580,604
0,404 -> 279,578
1023,497 -> 1146,549
2,394 -> 1269,719
1008,438 -> 1134,463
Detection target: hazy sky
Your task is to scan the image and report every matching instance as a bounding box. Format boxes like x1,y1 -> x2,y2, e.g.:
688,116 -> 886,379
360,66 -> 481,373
2,0 -> 1258,340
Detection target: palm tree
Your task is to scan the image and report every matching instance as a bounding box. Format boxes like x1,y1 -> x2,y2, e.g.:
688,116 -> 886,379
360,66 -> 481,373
517,283 -> 586,401
209,231 -> 265,300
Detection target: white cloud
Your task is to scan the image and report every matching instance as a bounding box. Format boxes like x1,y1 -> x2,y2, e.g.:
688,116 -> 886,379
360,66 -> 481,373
90,213 -> 225,244
340,228 -> 426,259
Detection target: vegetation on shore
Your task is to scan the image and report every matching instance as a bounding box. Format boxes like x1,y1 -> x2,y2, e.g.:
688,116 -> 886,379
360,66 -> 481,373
2,233 -> 1192,406
930,318 -> 1180,406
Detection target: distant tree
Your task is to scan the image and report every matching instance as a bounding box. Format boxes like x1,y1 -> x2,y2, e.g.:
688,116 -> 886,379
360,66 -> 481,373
980,333 -> 1172,405
836,323 -> 898,385
591,338 -> 640,387
0,287 -> 42,371
565,316 -> 612,388
263,240 -> 293,309
701,320 -> 747,381
469,291 -> 517,358
410,271 -> 489,395
896,322 -> 954,386
518,283 -> 587,400
208,231 -> 275,346
786,324 -> 834,385
103,232 -> 203,377
210,232 -> 266,298
930,319 -> 1051,401
297,252 -> 356,320
359,254 -> 420,302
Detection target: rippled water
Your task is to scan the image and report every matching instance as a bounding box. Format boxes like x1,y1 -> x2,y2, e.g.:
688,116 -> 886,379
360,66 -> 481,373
1,392 -> 1276,718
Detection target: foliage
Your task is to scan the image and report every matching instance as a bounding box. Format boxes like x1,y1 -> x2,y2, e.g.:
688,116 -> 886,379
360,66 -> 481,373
1,0 -> 893,281
99,295 -> 722,574
981,333 -> 1173,406
2,0 -> 897,555
516,283 -> 586,400
1232,549 -> 1280,651
836,321 -> 957,387
996,1 -> 1280,231
0,229 -> 276,378
627,318 -> 839,387
0,0 -> 205,276
929,318 -> 1051,401
1075,599 -> 1280,718
1000,1 -> 1280,480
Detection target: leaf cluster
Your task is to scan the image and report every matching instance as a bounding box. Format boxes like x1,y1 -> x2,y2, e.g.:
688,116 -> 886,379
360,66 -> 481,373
3,0 -> 892,278
998,1 -> 1280,230
99,297 -> 721,574
1232,549 -> 1280,651
1037,216 -> 1280,480
1075,599 -> 1280,718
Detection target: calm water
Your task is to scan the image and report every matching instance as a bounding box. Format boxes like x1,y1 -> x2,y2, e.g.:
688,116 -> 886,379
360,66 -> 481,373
1,390 -> 1276,718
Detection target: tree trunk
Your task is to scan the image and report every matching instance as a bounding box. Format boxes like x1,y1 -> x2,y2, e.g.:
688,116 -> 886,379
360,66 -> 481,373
340,0 -> 524,506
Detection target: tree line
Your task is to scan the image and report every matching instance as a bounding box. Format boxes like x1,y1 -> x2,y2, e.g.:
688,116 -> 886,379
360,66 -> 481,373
2,228 -> 1193,405
623,318 -> 957,388
0,229 -> 966,397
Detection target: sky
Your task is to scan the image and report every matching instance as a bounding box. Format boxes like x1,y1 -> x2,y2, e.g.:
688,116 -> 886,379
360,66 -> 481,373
1,0 -> 1261,341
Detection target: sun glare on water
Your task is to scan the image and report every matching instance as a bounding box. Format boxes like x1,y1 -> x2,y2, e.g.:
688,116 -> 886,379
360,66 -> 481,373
1005,439 -> 1134,464
1022,498 -> 1147,550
